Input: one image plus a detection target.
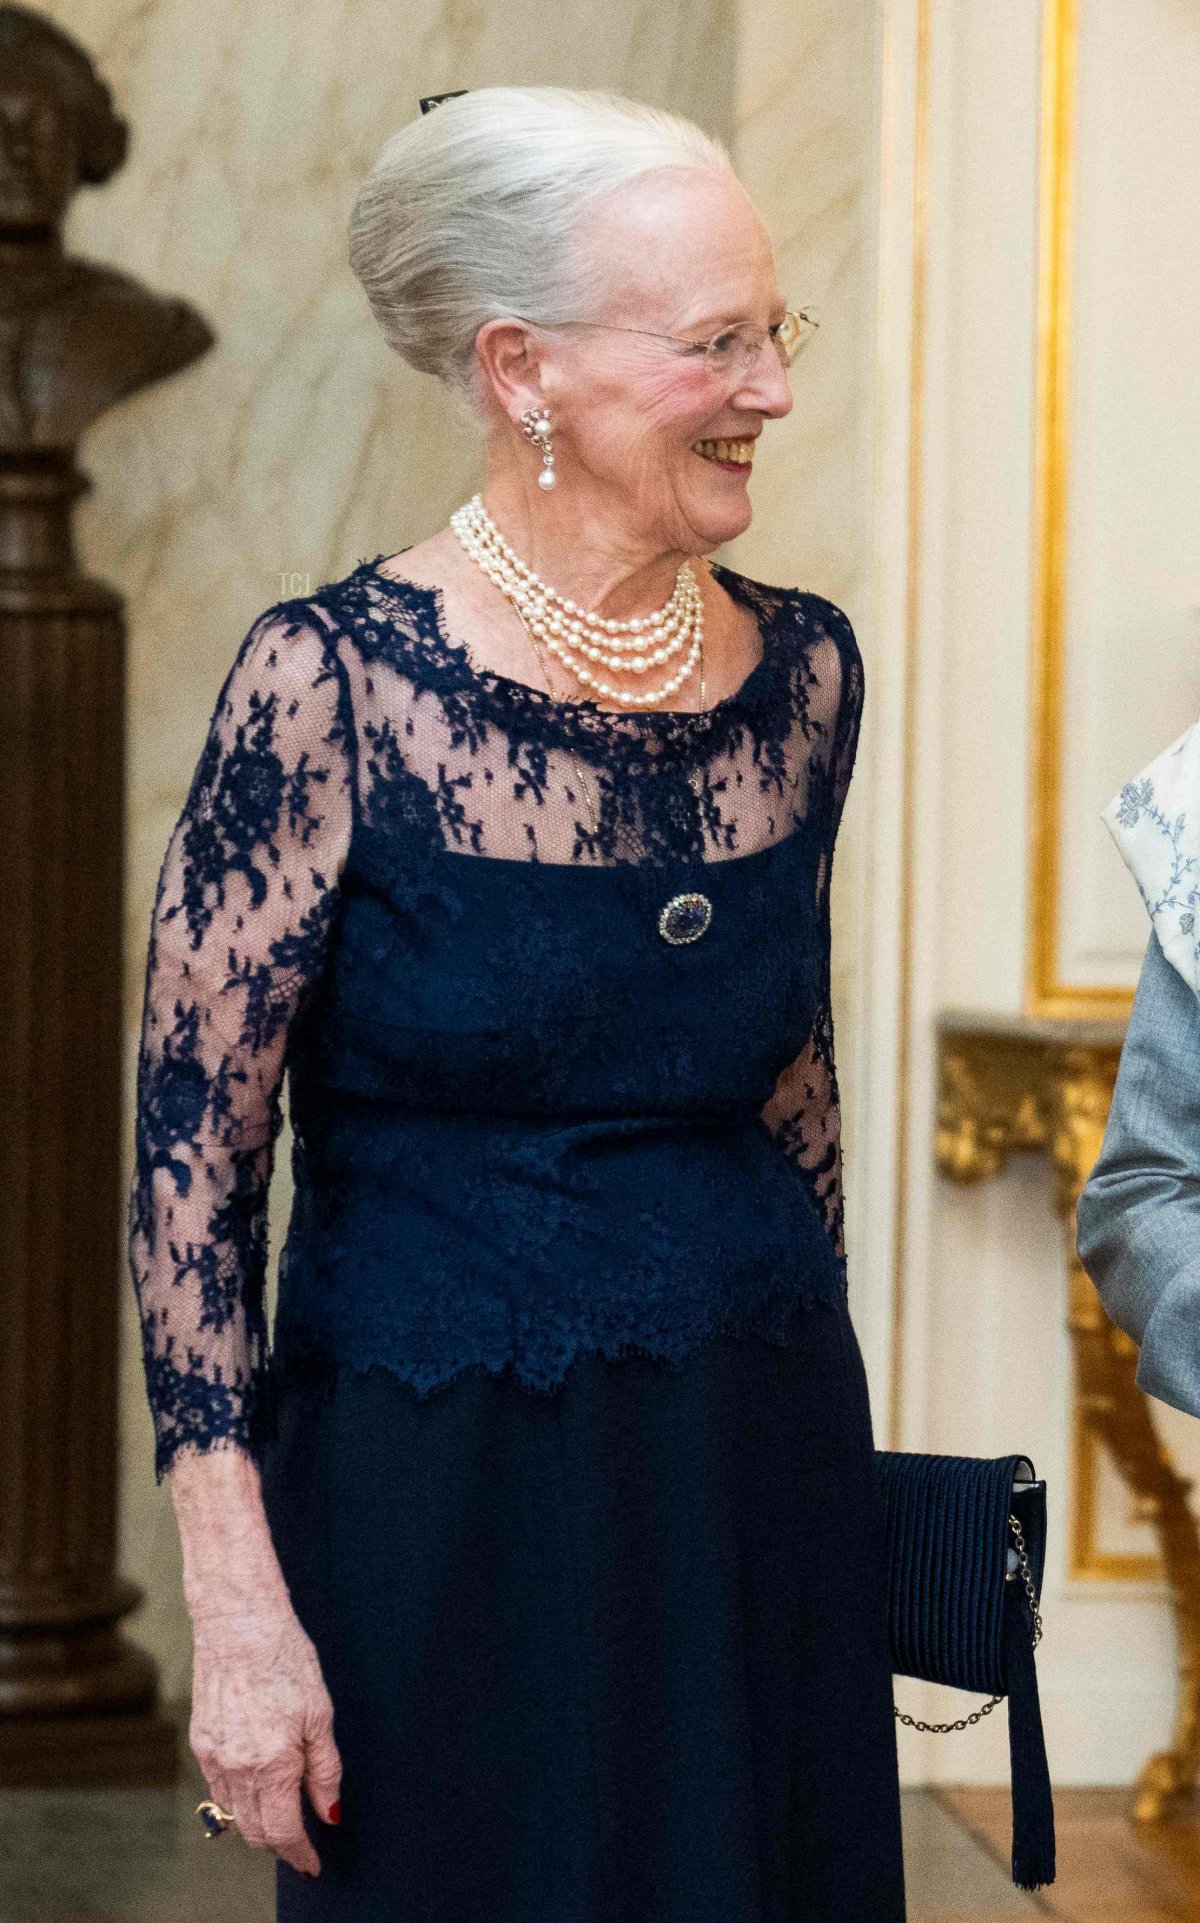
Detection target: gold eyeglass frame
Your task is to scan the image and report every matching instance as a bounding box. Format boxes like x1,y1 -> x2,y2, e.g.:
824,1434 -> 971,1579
507,306 -> 821,374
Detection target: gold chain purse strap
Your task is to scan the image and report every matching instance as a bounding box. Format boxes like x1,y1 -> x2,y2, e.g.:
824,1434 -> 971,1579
893,1510 -> 1044,1732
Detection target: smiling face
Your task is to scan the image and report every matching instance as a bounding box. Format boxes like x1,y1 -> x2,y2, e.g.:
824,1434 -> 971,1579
474,165 -> 795,563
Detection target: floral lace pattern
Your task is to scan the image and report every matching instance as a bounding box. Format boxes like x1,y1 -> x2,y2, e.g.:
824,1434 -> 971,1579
128,552 -> 864,1480
1104,718 -> 1200,994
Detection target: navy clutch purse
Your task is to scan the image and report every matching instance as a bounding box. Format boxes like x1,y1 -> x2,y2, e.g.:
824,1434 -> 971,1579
874,1450 -> 1055,1891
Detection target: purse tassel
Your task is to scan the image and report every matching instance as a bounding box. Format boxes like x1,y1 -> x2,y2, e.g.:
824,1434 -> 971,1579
1004,1575 -> 1056,1889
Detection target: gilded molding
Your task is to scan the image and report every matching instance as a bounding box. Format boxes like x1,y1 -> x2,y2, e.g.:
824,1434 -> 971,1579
936,1036 -> 1048,1183
1026,0 -> 1133,1020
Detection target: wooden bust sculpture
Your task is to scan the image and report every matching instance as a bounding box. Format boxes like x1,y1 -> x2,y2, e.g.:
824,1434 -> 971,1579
0,3 -> 214,1786
0,2 -> 213,456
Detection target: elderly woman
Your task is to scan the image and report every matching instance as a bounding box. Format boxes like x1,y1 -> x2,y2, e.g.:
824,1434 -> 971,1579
1077,718 -> 1200,1418
128,85 -> 905,1922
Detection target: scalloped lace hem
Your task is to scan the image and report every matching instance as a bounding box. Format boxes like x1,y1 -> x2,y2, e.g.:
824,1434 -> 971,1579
147,1268 -> 848,1481
265,1264 -> 849,1416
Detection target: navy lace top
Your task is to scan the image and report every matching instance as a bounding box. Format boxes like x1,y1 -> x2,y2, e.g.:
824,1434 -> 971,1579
127,553 -> 864,1482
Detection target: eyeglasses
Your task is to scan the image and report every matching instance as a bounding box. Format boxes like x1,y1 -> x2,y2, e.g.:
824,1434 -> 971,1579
511,306 -> 821,379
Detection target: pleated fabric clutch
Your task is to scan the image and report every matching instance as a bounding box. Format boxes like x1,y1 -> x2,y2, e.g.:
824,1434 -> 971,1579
874,1450 -> 1055,1891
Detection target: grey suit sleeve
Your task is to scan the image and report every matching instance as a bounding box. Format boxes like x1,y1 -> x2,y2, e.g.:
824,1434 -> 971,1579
1076,928 -> 1200,1419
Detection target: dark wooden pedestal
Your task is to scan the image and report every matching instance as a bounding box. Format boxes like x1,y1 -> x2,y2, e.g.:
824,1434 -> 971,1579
0,1710 -> 179,1790
0,453 -> 178,1786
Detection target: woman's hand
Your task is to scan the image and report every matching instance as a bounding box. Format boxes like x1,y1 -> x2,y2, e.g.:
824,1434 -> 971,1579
167,1444 -> 343,1878
188,1593 -> 342,1877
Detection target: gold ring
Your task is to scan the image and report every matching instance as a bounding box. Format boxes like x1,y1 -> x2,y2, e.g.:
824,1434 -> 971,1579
196,1797 -> 236,1837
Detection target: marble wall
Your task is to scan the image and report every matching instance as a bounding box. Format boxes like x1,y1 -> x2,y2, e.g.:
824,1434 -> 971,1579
724,0 -> 884,1389
48,1 -> 883,1703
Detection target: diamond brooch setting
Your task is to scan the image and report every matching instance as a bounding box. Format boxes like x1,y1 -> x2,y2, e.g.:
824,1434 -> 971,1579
657,891 -> 713,944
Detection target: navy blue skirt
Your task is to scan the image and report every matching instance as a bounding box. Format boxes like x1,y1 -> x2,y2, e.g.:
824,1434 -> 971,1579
261,1291 -> 907,1922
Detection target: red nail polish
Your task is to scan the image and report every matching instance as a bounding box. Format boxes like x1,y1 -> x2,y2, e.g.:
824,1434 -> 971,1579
328,1799 -> 341,1825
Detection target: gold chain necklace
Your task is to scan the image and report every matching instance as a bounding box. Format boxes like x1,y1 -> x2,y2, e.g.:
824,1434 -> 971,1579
508,599 -> 707,844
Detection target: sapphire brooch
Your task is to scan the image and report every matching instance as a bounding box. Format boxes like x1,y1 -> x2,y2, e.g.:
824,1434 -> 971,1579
657,891 -> 713,944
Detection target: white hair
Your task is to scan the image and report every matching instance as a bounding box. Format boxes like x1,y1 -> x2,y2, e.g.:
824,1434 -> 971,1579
347,85 -> 735,427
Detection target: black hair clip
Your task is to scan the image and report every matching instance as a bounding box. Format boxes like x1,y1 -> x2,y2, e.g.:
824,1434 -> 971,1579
419,91 -> 469,114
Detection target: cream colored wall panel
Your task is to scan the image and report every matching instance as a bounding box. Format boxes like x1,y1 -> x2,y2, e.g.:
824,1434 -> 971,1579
932,2 -> 1043,1016
1056,0 -> 1200,989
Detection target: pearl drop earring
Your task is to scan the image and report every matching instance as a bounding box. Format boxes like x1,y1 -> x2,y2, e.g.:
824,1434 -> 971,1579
519,406 -> 557,490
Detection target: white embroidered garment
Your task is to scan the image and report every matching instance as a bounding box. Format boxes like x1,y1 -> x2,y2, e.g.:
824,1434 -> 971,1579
1103,719 -> 1200,996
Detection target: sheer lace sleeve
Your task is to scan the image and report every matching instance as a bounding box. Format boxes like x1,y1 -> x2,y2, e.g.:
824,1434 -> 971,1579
760,602 -> 865,1271
127,603 -> 354,1482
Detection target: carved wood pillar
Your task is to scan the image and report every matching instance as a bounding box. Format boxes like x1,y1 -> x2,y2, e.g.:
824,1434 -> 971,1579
0,454 -> 177,1786
0,0 -> 213,1790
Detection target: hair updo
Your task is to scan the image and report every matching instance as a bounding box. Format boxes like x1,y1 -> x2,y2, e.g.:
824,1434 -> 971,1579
347,85 -> 734,426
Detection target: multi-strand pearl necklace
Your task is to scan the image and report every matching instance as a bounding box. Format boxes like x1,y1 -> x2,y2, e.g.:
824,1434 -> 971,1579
449,493 -> 705,709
